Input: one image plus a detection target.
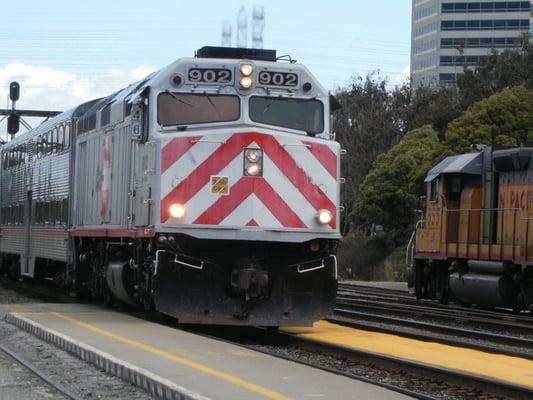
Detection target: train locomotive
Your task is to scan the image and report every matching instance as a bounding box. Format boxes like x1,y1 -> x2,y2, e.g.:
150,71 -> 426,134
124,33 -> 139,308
408,145 -> 533,312
0,47 -> 341,326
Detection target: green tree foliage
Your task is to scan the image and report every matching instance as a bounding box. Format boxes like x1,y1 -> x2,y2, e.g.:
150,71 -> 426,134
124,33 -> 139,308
446,86 -> 533,153
457,45 -> 533,103
351,126 -> 445,244
334,74 -> 409,233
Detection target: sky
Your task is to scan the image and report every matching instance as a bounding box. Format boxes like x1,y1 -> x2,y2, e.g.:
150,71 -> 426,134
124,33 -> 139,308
0,0 -> 412,136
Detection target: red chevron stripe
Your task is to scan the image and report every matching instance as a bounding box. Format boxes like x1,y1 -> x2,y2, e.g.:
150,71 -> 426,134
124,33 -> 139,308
302,140 -> 337,178
193,177 -> 306,228
161,132 -> 336,228
257,135 -> 336,228
161,136 -> 202,173
161,133 -> 256,221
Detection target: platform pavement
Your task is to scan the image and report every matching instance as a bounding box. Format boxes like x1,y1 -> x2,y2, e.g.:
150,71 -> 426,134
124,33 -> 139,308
1,303 -> 411,400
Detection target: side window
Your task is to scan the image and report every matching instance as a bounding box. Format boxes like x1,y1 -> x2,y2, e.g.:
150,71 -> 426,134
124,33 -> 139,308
61,198 -> 69,224
64,123 -> 70,149
429,178 -> 440,202
37,135 -> 42,158
58,125 -> 65,151
47,131 -> 53,154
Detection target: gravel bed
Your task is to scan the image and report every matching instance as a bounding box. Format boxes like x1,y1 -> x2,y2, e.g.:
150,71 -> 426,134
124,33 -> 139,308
247,343 -> 509,400
0,282 -> 153,400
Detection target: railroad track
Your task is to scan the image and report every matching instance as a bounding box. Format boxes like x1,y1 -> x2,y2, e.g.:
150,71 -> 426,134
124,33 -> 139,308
189,324 -> 532,400
4,278 -> 532,399
0,343 -> 82,400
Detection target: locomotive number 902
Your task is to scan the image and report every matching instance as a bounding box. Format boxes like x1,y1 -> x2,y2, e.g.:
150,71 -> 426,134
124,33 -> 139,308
258,71 -> 298,87
188,68 -> 232,83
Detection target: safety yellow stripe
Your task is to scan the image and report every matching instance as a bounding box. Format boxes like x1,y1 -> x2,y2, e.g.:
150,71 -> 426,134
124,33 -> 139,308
283,320 -> 533,389
48,311 -> 290,400
4,304 -> 29,313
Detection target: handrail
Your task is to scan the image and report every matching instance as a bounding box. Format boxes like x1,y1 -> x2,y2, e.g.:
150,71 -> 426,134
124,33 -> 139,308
405,219 -> 425,267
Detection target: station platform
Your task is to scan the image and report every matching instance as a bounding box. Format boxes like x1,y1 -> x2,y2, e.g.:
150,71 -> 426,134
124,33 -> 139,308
283,320 -> 533,391
1,303 -> 409,400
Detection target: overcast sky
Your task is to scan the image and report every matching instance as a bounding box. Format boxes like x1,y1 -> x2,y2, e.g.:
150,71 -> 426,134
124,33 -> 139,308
0,0 -> 411,136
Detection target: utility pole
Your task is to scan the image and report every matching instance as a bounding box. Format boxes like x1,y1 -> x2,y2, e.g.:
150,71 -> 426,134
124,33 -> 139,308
251,6 -> 265,49
236,6 -> 248,48
221,20 -> 232,47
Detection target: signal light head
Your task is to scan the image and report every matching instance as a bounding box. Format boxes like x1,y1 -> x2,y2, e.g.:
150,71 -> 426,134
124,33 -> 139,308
7,114 -> 20,134
9,81 -> 20,102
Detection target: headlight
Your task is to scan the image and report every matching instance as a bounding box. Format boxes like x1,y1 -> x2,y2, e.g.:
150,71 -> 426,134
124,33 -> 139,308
240,63 -> 253,76
240,76 -> 253,89
245,163 -> 261,176
316,209 -> 333,225
244,148 -> 263,177
169,203 -> 185,219
246,149 -> 261,162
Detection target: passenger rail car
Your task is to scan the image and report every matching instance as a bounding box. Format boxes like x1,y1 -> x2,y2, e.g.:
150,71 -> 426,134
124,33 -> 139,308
0,47 -> 342,326
408,146 -> 533,312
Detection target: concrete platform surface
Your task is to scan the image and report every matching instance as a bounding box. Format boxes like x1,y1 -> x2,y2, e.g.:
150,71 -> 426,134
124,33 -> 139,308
2,303 -> 410,400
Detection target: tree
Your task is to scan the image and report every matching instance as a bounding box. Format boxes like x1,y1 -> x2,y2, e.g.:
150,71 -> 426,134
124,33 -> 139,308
334,74 -> 409,233
446,86 -> 533,153
351,126 -> 445,244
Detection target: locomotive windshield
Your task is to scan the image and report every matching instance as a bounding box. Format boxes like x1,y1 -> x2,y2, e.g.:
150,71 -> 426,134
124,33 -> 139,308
157,93 -> 240,126
249,96 -> 324,135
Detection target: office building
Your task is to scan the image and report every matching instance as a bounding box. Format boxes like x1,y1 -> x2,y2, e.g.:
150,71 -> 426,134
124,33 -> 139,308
411,1 -> 532,86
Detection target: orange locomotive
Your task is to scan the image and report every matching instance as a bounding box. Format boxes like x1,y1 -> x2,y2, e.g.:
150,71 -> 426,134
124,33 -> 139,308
408,146 -> 533,312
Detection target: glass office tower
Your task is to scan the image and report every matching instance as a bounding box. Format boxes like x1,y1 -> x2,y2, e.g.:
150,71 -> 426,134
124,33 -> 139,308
411,0 -> 531,86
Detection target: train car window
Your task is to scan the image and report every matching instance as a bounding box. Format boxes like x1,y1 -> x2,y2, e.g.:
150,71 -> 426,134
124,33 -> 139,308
57,126 -> 65,151
35,202 -> 42,224
61,198 -> 68,224
36,135 -> 42,158
157,93 -> 240,126
64,123 -> 70,149
45,131 -> 54,154
429,178 -> 440,202
44,201 -> 51,224
249,96 -> 324,135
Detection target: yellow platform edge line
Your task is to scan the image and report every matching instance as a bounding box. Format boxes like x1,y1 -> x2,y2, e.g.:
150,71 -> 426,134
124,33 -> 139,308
282,320 -> 533,389
48,311 -> 290,400
3,304 -> 29,313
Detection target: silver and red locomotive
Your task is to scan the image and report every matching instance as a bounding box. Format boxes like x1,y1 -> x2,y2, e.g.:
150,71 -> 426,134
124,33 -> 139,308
0,47 -> 341,326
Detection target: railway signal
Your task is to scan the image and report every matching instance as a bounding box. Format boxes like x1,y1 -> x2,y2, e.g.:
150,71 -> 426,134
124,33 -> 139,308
7,113 -> 19,134
1,81 -> 62,139
9,81 -> 20,102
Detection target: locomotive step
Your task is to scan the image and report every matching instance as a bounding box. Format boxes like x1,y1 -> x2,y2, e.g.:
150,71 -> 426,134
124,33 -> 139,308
2,303 -> 409,400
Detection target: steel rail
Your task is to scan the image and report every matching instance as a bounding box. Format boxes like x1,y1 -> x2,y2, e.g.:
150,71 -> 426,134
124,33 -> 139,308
0,343 -> 83,400
337,282 -> 533,325
335,296 -> 533,331
329,312 -> 533,361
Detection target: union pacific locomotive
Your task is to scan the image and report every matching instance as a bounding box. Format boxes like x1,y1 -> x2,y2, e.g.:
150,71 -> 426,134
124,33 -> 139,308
0,47 -> 341,326
408,146 -> 533,312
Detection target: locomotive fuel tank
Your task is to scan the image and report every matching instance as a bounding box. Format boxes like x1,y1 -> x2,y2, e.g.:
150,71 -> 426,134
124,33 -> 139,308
449,272 -> 518,308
